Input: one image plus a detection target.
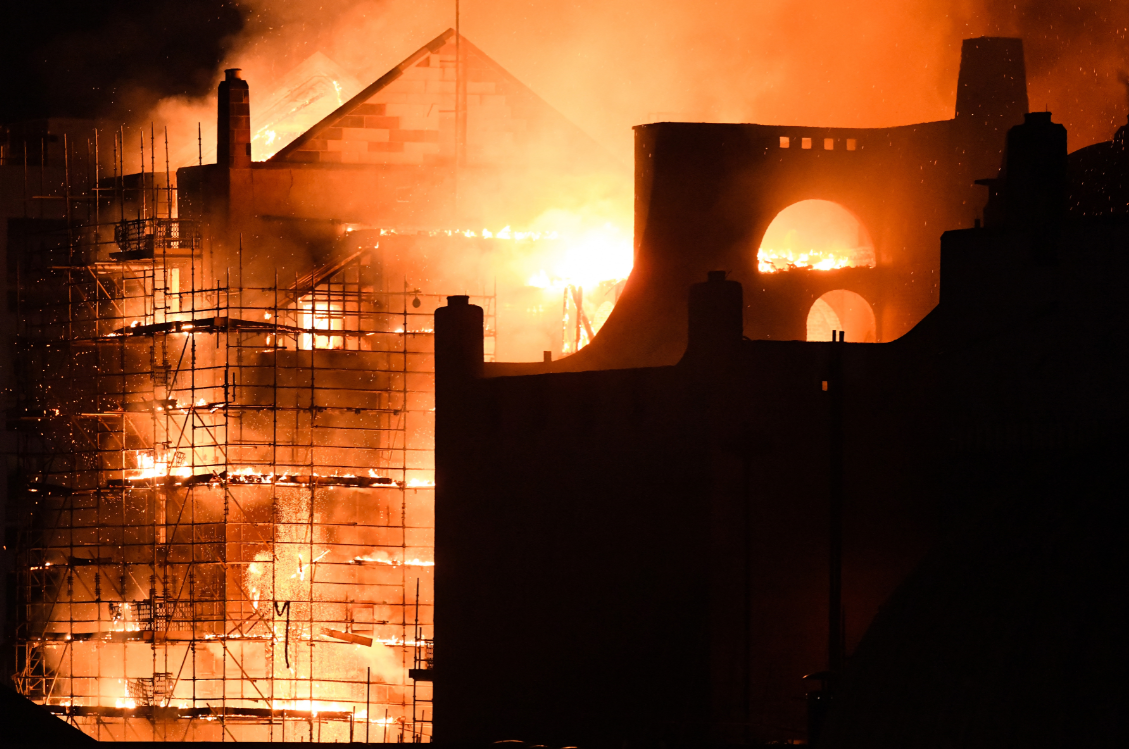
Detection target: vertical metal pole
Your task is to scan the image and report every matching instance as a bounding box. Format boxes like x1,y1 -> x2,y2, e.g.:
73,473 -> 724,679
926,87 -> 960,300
412,577 -> 420,737
140,132 -> 145,221
575,286 -> 582,350
23,141 -> 28,218
828,332 -> 844,681
94,130 -> 100,228
198,122 -> 203,166
366,666 -> 371,743
39,137 -> 45,218
561,287 -> 569,353
63,134 -> 71,225
150,123 -> 156,218
119,126 -> 125,223
165,126 -> 171,219
453,0 -> 462,221
455,0 -> 460,153
113,132 -> 119,223
85,137 -> 92,223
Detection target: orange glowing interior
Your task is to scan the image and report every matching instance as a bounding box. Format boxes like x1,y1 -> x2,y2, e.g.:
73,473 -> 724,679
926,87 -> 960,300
758,199 -> 875,273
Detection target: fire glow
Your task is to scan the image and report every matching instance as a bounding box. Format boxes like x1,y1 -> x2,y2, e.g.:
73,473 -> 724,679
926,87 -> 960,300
522,220 -> 633,353
757,248 -> 872,273
756,199 -> 876,274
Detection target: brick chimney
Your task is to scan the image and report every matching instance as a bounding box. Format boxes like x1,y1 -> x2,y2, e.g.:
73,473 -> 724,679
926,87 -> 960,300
955,38 -> 1028,129
684,270 -> 743,366
217,69 -> 251,168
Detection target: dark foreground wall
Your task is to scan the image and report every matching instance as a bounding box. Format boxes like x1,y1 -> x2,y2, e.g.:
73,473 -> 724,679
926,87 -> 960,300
820,216 -> 1129,749
434,273 -> 944,745
434,211 -> 1129,747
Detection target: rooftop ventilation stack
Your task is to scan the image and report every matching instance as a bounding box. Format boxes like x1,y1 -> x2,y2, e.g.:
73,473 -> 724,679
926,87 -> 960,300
955,37 -> 1028,129
217,68 -> 251,168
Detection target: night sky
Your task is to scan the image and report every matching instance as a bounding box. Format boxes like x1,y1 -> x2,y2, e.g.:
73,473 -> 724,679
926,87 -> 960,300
2,1 -> 1127,157
0,1 -> 243,123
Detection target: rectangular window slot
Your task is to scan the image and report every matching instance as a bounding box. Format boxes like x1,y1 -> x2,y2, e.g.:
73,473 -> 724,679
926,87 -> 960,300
801,137 -> 812,149
846,138 -> 857,151
779,136 -> 790,148
824,138 -> 835,150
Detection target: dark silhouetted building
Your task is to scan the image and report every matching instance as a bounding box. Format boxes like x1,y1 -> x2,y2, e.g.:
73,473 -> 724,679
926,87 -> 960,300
433,102 -> 1129,749
564,36 -> 1027,371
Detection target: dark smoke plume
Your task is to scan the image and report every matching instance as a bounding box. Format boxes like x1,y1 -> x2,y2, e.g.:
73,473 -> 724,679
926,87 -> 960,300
958,0 -> 1129,145
0,1 -> 244,124
3,1 -> 1127,153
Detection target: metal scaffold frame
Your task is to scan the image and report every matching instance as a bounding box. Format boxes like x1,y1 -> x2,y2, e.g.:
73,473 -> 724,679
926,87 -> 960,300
7,128 -> 493,742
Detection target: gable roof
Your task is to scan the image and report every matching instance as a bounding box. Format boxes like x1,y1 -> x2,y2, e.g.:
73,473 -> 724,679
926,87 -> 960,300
269,29 -> 617,171
252,51 -> 364,161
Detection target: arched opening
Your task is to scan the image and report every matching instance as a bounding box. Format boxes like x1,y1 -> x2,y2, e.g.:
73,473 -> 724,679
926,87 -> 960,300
807,290 -> 877,342
758,199 -> 875,273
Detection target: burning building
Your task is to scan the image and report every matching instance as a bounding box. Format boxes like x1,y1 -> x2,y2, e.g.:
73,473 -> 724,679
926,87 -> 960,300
561,37 -> 1027,370
431,42 -> 1129,748
3,28 -> 625,742
6,18 -> 1125,745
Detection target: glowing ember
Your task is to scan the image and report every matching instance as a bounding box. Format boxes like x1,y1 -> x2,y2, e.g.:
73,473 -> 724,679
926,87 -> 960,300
524,222 -> 632,291
519,220 -> 633,354
757,199 -> 876,274
124,451 -> 193,481
352,551 -> 435,567
757,248 -> 874,273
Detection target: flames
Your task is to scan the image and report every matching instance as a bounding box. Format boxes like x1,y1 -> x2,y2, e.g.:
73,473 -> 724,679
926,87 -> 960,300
524,221 -> 632,291
757,247 -> 875,273
376,226 -> 557,241
377,219 -> 634,357
521,221 -> 633,354
299,296 -> 344,350
352,551 -> 435,567
757,199 -> 877,274
116,464 -> 417,488
125,451 -> 192,481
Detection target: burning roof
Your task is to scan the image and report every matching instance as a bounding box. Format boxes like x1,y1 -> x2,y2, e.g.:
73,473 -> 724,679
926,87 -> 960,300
270,28 -> 618,171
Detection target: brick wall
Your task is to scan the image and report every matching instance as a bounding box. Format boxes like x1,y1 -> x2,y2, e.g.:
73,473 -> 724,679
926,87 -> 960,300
280,36 -> 602,171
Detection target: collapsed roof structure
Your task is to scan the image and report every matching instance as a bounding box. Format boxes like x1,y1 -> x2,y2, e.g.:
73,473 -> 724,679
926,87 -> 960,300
3,29 -> 623,742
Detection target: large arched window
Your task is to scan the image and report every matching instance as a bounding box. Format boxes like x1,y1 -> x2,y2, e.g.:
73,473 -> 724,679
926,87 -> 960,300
807,290 -> 877,342
758,200 -> 875,274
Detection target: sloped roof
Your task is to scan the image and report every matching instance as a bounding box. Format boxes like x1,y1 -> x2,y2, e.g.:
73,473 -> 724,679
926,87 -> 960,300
270,28 -> 617,171
252,51 -> 364,160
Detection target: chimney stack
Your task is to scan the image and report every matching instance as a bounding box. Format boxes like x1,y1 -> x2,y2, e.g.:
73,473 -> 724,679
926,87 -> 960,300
1002,111 -> 1068,232
955,38 -> 1028,129
684,271 -> 743,365
435,296 -> 485,392
217,68 -> 251,168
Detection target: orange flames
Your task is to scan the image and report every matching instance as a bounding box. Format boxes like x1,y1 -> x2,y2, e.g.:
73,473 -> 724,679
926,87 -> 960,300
757,247 -> 874,273
125,451 -> 193,481
522,220 -> 633,353
352,551 -> 435,567
757,199 -> 876,274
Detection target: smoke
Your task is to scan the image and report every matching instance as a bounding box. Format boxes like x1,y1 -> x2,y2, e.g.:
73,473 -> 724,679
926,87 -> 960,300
954,1 -> 1129,146
209,0 -> 1129,161
0,1 -> 243,124
7,2 -> 1126,155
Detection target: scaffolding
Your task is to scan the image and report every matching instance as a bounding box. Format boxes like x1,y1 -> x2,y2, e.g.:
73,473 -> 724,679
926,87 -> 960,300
8,131 -> 494,741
